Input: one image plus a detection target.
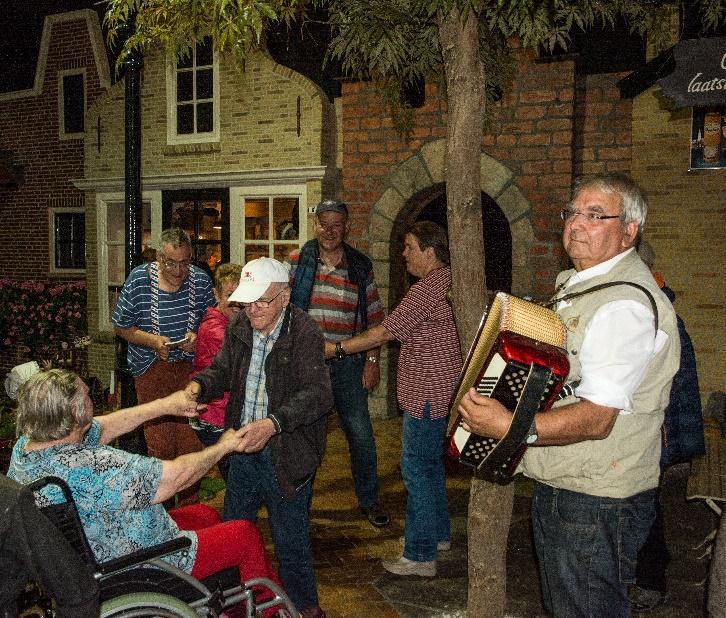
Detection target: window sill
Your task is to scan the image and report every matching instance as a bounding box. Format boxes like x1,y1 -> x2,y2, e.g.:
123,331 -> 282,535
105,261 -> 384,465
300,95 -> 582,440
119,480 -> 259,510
163,142 -> 221,156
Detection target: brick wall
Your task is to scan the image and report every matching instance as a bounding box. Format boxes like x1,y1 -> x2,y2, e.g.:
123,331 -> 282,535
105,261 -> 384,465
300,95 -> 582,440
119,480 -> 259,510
340,53 -> 639,301
341,49 -> 585,295
631,88 -> 724,405
0,12 -> 108,281
573,72 -> 633,176
0,12 -> 109,377
86,49 -> 331,181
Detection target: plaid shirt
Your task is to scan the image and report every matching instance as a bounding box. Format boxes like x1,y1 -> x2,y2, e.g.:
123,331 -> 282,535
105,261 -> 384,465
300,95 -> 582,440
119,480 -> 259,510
242,313 -> 285,425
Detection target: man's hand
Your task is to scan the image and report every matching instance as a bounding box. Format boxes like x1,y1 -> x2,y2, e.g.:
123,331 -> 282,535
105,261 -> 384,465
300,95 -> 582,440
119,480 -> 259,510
238,418 -> 277,453
185,381 -> 201,401
324,341 -> 336,359
458,387 -> 512,440
161,388 -> 206,418
154,335 -> 171,361
179,331 -> 197,354
362,360 -> 380,391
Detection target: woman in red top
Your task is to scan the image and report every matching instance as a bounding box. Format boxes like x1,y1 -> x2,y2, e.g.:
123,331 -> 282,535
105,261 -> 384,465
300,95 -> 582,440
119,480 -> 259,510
191,263 -> 242,479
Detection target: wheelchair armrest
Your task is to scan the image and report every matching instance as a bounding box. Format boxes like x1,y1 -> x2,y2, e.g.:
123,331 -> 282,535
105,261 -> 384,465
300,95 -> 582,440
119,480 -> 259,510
97,536 -> 192,575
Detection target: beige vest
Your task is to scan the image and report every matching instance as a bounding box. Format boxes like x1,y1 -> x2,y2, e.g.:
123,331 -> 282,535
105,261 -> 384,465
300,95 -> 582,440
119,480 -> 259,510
520,251 -> 680,498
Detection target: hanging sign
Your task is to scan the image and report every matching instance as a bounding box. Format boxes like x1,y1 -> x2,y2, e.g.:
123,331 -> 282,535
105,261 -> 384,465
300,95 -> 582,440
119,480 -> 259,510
659,36 -> 726,108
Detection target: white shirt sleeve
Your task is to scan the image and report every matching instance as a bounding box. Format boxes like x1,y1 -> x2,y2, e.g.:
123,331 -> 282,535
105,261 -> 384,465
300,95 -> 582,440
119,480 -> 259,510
575,300 -> 668,413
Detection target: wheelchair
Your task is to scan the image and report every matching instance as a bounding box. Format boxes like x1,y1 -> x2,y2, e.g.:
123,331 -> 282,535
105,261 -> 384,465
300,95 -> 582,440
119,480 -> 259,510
25,476 -> 296,618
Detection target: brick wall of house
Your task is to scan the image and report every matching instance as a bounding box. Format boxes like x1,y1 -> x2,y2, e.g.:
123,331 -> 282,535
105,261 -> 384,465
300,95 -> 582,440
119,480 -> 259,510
631,88 -> 724,405
340,55 -> 636,302
0,12 -> 107,281
0,12 -> 109,377
85,49 -> 331,181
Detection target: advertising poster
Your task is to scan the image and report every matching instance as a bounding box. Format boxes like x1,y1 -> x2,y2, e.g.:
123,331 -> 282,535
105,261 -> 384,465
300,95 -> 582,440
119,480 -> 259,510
690,106 -> 726,170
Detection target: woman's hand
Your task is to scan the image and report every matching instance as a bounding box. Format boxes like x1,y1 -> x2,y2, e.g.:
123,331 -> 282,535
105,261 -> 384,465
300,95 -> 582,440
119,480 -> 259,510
161,388 -> 206,418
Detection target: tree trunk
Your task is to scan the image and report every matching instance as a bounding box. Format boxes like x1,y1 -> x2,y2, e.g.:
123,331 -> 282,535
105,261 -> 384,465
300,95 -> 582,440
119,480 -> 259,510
438,7 -> 515,617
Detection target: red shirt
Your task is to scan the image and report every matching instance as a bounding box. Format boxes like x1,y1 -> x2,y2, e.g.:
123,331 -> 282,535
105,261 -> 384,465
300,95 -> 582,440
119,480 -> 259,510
190,306 -> 229,427
383,267 -> 462,419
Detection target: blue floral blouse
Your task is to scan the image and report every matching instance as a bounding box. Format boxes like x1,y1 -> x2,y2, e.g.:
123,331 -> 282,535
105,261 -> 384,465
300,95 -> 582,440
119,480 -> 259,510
7,420 -> 197,572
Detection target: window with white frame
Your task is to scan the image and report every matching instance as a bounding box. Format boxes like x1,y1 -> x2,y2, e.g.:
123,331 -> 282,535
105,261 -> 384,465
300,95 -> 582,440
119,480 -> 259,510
235,194 -> 305,264
49,208 -> 85,272
167,37 -> 219,144
98,198 -> 155,331
58,69 -> 85,139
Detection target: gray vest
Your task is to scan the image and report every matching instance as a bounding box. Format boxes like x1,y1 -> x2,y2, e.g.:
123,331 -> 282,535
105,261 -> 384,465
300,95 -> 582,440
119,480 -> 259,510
520,250 -> 680,498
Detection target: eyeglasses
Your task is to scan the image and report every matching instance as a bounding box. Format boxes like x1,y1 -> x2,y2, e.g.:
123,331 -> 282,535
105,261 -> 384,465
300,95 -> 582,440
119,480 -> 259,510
161,256 -> 192,270
241,288 -> 287,308
560,208 -> 622,223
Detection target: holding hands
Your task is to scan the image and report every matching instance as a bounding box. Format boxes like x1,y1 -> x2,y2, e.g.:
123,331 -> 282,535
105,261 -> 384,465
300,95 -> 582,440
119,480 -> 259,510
161,388 -> 206,418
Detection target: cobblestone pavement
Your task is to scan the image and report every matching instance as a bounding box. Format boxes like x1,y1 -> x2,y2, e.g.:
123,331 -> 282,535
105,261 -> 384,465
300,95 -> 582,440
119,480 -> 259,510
205,417 -> 715,617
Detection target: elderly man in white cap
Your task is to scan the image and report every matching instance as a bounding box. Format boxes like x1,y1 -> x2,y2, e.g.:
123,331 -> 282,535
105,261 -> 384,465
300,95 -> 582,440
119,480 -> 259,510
186,257 -> 333,618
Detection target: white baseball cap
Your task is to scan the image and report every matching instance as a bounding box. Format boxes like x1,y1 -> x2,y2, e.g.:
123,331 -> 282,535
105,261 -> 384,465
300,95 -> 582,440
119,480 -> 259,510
228,257 -> 290,303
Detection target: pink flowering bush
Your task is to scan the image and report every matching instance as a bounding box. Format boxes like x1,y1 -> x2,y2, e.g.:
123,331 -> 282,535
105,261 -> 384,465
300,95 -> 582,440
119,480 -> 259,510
0,279 -> 87,359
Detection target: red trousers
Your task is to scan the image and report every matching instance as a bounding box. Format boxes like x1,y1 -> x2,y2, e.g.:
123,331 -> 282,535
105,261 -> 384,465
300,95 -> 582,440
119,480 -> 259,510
169,504 -> 284,616
135,360 -> 203,505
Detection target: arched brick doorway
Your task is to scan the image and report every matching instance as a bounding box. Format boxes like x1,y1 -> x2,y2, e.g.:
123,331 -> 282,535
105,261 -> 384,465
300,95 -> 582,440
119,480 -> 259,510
361,139 -> 534,418
388,182 -> 513,305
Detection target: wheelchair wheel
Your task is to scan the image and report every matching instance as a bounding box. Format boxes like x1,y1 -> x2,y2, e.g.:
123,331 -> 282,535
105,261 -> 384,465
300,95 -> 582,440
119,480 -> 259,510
100,592 -> 200,618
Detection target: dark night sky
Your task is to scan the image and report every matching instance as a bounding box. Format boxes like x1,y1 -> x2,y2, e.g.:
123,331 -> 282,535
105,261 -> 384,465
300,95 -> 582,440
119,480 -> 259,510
1,1 -> 106,93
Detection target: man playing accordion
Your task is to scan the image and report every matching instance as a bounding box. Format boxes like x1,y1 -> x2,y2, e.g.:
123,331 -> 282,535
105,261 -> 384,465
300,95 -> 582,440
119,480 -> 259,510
459,173 -> 680,618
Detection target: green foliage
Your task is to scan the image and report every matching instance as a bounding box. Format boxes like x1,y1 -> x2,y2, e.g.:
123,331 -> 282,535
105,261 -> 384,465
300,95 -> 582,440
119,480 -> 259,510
693,0 -> 726,33
103,0 -> 307,69
102,0 -> 721,127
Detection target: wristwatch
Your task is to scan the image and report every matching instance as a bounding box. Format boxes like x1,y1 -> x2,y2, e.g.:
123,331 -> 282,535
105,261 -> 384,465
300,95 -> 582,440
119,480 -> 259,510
335,341 -> 347,361
525,418 -> 538,445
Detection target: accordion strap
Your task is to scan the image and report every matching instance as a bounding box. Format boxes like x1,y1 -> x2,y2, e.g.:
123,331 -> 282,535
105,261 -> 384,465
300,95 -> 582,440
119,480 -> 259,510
545,280 -> 659,333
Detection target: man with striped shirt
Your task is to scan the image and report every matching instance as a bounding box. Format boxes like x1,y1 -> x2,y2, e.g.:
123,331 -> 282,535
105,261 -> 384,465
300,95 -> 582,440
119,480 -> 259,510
113,228 -> 214,504
323,221 -> 462,576
287,199 -> 390,528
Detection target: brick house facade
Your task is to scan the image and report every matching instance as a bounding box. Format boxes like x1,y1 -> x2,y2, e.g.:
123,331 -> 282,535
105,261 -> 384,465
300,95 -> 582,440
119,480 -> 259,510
0,9 -> 721,411
0,11 -> 109,281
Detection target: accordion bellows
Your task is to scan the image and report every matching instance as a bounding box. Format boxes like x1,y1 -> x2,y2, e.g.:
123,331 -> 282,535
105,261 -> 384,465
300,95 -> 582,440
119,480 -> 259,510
449,292 -> 567,422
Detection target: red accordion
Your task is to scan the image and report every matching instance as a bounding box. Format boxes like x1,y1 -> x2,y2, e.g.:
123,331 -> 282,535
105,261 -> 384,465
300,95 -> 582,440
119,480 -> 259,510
447,293 -> 570,482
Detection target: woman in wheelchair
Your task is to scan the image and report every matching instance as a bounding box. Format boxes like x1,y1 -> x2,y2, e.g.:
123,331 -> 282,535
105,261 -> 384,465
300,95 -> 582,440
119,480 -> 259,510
7,369 -> 286,615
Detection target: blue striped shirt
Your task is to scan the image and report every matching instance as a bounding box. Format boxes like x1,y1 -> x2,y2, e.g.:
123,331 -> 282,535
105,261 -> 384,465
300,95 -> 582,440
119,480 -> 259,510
112,264 -> 214,376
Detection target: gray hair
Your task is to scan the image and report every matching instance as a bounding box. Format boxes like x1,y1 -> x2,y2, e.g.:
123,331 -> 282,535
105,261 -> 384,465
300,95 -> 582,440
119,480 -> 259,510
16,369 -> 87,441
570,173 -> 648,235
160,228 -> 192,251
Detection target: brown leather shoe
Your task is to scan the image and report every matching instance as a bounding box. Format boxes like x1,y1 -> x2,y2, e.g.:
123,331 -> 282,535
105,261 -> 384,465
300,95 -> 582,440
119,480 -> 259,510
361,504 -> 390,527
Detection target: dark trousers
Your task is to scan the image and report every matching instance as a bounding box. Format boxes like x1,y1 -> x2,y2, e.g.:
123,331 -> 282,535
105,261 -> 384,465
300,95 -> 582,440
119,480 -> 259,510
532,483 -> 656,618
635,486 -> 669,593
328,354 -> 380,509
223,448 -> 318,612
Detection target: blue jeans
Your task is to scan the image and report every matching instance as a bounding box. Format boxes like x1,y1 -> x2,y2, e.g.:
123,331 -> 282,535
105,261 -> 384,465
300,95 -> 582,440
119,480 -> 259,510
401,404 -> 450,562
328,354 -> 380,509
532,482 -> 656,618
223,448 -> 318,611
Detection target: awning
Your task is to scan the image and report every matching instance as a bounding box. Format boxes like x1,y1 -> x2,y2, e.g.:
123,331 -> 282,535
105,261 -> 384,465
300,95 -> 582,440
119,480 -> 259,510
658,36 -> 726,107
